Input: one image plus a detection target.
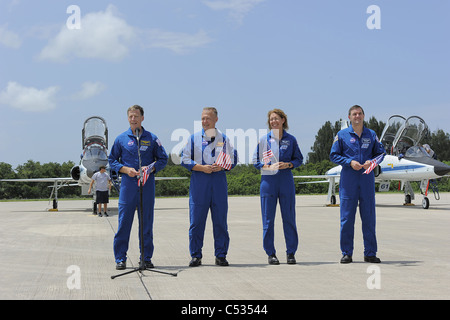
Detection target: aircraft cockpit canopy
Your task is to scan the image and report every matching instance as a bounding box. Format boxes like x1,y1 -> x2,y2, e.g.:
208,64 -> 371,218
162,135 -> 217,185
393,116 -> 429,155
380,115 -> 406,155
381,115 -> 429,156
82,116 -> 108,149
404,145 -> 432,159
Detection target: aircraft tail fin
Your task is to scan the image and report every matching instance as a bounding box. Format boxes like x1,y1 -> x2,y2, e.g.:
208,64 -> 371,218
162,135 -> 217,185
340,119 -> 349,130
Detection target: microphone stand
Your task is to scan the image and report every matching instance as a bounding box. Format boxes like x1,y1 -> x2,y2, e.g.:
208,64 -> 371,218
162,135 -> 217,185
112,128 -> 178,279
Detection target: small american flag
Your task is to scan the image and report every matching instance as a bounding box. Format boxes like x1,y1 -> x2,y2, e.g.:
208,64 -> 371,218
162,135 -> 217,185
138,162 -> 155,186
363,154 -> 384,174
215,146 -> 232,170
262,149 -> 274,165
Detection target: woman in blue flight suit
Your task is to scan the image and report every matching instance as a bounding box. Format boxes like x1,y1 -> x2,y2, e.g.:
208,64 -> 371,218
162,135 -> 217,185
330,105 -> 385,264
109,105 -> 168,270
181,107 -> 238,267
253,109 -> 303,265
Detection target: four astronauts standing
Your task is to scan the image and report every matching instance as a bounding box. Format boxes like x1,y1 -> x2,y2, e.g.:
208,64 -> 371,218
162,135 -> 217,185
107,104 -> 384,269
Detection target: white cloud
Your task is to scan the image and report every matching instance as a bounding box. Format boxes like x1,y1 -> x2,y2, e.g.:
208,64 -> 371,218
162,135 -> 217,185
0,25 -> 21,49
39,5 -> 212,62
142,29 -> 212,54
39,5 -> 136,62
72,81 -> 106,100
203,0 -> 265,24
0,81 -> 59,112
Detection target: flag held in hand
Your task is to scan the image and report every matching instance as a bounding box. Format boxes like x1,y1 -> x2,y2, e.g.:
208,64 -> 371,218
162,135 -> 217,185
138,162 -> 155,186
363,154 -> 383,174
215,142 -> 232,171
262,149 -> 274,165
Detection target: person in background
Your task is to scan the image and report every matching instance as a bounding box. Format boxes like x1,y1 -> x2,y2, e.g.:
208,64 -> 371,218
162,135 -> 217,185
88,165 -> 111,217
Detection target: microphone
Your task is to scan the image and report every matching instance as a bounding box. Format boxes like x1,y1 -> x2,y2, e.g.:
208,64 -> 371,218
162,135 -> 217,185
135,127 -> 140,139
135,127 -> 141,180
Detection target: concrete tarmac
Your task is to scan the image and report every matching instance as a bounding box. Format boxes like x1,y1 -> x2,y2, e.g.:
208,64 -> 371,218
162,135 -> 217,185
0,193 -> 449,300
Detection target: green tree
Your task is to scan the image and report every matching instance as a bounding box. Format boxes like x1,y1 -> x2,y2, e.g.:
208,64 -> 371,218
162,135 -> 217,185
0,162 -> 17,199
423,129 -> 450,161
308,121 -> 341,163
365,116 -> 386,138
227,164 -> 261,195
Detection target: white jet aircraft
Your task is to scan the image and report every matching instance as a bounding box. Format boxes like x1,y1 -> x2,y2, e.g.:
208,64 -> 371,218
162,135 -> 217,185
0,116 -> 186,211
295,115 -> 450,209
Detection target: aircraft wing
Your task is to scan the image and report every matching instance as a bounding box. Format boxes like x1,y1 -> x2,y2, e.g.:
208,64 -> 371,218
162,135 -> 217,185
111,176 -> 187,182
295,179 -> 331,184
0,177 -> 75,183
293,175 -> 339,179
0,177 -> 188,183
293,175 -> 340,185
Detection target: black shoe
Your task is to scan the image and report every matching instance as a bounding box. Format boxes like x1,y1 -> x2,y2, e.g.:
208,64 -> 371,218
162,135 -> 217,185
268,255 -> 280,265
215,256 -> 229,266
340,255 -> 353,264
141,260 -> 154,269
104,212 -> 109,217
189,257 -> 202,267
116,261 -> 126,270
98,212 -> 103,217
364,256 -> 381,263
287,253 -> 296,264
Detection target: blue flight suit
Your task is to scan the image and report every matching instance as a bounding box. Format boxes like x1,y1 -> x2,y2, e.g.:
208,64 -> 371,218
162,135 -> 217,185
330,125 -> 385,257
253,131 -> 303,256
181,129 -> 238,259
109,127 -> 168,263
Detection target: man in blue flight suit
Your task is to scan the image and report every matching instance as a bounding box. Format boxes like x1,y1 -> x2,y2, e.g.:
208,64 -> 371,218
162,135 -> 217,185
330,105 -> 385,264
181,107 -> 238,267
109,105 -> 168,270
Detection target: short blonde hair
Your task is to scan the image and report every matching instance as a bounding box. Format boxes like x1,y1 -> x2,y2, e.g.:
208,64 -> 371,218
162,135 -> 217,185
267,108 -> 289,130
128,105 -> 144,116
202,107 -> 218,117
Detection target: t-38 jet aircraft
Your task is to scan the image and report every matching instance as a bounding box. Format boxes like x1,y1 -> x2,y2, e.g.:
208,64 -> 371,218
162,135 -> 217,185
295,115 -> 450,209
0,116 -> 185,211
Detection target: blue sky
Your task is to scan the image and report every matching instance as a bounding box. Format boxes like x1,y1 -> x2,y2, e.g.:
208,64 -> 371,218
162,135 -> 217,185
1,0 -> 449,168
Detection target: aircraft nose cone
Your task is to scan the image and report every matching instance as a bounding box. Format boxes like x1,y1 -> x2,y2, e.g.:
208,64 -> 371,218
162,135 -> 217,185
434,162 -> 450,176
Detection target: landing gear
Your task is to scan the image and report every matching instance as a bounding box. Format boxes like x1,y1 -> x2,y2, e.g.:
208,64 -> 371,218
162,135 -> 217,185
422,197 -> 430,210
404,189 -> 430,209
404,194 -> 412,205
330,195 -> 336,205
326,177 -> 339,207
48,180 -> 67,212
